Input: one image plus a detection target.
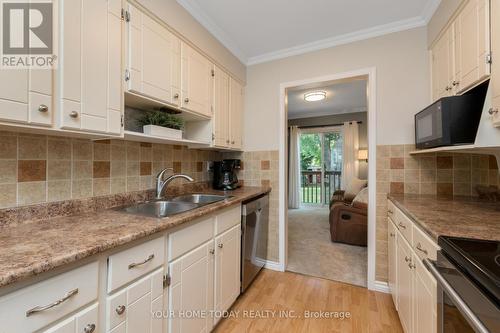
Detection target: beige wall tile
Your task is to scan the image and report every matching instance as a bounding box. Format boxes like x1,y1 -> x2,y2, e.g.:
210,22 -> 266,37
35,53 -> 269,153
72,179 -> 92,199
18,135 -> 46,160
48,138 -> 71,160
18,181 -> 46,205
93,178 -> 111,196
0,183 -> 16,208
93,142 -> 111,161
48,180 -> 71,202
73,161 -> 92,179
0,160 -> 17,184
0,135 -> 17,159
111,178 -> 126,194
73,140 -> 92,160
47,160 -> 71,180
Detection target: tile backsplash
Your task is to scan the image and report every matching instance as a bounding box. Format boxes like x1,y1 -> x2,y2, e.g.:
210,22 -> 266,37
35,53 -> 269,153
375,143 -> 500,282
0,131 -> 221,209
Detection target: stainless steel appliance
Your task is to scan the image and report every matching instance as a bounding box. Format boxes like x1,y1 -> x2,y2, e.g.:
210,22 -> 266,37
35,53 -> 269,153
241,194 -> 269,292
212,159 -> 241,190
415,81 -> 488,149
424,236 -> 500,333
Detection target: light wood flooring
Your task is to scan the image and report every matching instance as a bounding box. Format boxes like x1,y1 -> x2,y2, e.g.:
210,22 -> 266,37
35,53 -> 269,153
214,269 -> 403,333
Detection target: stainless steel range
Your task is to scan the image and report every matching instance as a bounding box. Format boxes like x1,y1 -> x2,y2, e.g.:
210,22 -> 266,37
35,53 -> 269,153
424,236 -> 500,333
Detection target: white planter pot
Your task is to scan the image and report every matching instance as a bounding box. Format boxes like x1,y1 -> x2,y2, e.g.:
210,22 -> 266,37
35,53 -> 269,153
143,125 -> 183,139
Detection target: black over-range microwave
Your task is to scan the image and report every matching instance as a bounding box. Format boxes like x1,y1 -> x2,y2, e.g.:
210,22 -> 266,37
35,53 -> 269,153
415,81 -> 488,149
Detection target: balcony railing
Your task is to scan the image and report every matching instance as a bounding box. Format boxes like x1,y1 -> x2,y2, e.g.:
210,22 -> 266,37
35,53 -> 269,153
300,170 -> 342,205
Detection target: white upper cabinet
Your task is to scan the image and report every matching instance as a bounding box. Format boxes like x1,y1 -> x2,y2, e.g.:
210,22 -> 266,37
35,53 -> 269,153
58,0 -> 123,135
181,43 -> 213,117
213,66 -> 230,147
430,0 -> 491,102
455,0 -> 490,93
126,4 -> 181,106
491,0 -> 500,126
229,78 -> 243,150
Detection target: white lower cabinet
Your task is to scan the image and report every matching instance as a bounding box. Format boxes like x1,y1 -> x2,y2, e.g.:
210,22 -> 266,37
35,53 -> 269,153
388,200 -> 438,333
44,303 -> 99,333
106,268 -> 164,333
168,241 -> 215,333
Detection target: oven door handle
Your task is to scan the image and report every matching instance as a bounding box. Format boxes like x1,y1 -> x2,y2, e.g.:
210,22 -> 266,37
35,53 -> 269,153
423,258 -> 490,333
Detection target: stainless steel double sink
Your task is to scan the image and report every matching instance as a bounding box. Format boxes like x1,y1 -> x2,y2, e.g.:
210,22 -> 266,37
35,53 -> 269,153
120,194 -> 231,218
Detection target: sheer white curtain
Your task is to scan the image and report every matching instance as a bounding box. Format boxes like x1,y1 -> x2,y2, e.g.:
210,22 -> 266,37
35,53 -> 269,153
288,126 -> 301,209
341,122 -> 359,191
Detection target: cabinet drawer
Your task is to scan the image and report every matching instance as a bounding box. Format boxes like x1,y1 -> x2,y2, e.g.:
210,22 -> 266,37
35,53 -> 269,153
215,205 -> 241,235
108,237 -> 165,293
168,217 -> 214,261
412,224 -> 439,261
0,262 -> 98,333
395,207 -> 413,243
45,303 -> 99,333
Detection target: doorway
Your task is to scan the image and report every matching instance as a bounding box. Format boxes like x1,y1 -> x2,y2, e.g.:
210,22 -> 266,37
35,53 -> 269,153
280,69 -> 376,288
299,127 -> 343,206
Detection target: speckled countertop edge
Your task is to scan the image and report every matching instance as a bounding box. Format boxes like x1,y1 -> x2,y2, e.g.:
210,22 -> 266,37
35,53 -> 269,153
0,187 -> 271,289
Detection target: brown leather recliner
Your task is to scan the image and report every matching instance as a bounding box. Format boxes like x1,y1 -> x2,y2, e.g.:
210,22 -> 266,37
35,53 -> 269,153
329,190 -> 367,247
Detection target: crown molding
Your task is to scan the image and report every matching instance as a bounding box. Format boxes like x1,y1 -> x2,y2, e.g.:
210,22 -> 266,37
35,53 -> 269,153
246,15 -> 426,65
176,0 -> 248,64
421,0 -> 442,24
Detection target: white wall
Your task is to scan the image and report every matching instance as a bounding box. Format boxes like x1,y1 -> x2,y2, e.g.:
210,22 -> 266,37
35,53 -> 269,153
243,27 -> 430,151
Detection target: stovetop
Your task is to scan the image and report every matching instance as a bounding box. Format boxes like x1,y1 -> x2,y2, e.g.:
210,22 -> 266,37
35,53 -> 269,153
439,236 -> 500,306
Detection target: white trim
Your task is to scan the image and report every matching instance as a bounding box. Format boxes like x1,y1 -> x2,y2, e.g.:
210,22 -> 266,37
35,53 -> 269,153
421,0 -> 442,24
175,0 -> 248,64
263,260 -> 285,272
279,67 -> 378,291
373,281 -> 391,294
246,17 -> 425,66
178,0 -> 441,66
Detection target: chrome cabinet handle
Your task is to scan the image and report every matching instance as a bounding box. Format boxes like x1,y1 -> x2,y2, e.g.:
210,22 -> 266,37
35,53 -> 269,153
128,254 -> 154,269
388,209 -> 393,214
83,324 -> 96,333
408,262 -> 416,269
452,80 -> 460,86
69,111 -> 79,118
184,98 -> 189,103
173,93 -> 179,99
398,222 -> 406,229
389,232 -> 395,237
488,108 -> 498,115
416,242 -> 428,255
404,256 -> 411,263
26,288 -> 79,317
115,305 -> 126,315
445,86 -> 452,91
38,104 -> 48,113
226,140 -> 230,144
218,243 -> 223,249
209,249 -> 215,255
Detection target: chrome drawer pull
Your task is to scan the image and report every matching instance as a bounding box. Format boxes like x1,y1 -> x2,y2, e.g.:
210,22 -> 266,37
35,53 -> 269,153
389,232 -> 395,237
26,288 -> 79,317
128,254 -> 154,269
388,209 -> 394,214
218,243 -> 224,249
398,222 -> 406,229
84,324 -> 96,333
404,256 -> 411,263
416,242 -> 428,255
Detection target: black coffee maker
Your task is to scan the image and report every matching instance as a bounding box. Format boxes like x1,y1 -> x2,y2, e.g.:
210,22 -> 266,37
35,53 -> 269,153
212,159 -> 241,190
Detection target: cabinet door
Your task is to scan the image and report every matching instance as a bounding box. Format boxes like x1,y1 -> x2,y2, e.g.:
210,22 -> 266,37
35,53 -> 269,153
387,219 -> 398,310
181,43 -> 213,117
491,0 -> 500,126
434,30 -> 453,99
456,0 -> 490,92
213,66 -> 230,147
168,241 -> 215,333
127,4 -> 177,105
44,303 -> 99,333
215,225 -> 241,325
396,236 -> 413,333
229,78 -> 243,150
59,0 -> 122,135
413,254 -> 437,333
106,268 -> 164,333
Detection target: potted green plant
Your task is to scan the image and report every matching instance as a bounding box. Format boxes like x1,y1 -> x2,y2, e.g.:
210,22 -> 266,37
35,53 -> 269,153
137,111 -> 185,139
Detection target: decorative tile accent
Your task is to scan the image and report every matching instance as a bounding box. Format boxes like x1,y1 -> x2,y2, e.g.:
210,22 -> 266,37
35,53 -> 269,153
390,158 -> 404,169
140,162 -> 152,176
93,161 -> 111,178
437,156 -> 453,169
18,160 -> 46,182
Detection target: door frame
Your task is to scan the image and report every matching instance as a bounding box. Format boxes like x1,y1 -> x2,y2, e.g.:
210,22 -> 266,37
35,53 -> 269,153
278,67 -> 378,291
299,126 -> 343,206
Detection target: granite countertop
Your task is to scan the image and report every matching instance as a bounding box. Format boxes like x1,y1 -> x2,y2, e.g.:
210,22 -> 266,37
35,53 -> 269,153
388,194 -> 500,242
0,186 -> 270,289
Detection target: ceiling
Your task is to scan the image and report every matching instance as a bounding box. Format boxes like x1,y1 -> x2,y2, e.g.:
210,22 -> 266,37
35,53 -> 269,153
176,0 -> 441,65
287,78 -> 367,119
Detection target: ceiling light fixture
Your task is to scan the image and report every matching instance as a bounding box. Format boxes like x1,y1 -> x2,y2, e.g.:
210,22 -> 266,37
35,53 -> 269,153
304,91 -> 326,102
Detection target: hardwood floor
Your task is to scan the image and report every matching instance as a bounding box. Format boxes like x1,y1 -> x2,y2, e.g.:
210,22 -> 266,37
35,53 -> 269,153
214,269 -> 403,333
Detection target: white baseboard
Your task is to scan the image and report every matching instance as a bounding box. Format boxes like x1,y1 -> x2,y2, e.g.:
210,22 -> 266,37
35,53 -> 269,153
372,281 -> 391,293
256,259 -> 284,272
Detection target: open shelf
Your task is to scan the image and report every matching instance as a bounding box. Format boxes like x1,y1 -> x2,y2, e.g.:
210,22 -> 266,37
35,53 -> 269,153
409,144 -> 500,156
123,130 -> 211,148
124,92 -> 211,122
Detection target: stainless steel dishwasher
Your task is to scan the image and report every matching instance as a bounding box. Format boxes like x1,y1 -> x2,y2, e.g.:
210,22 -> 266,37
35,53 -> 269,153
241,193 -> 269,292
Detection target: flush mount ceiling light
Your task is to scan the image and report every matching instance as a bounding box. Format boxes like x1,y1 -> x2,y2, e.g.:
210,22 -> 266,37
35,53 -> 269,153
304,91 -> 326,102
